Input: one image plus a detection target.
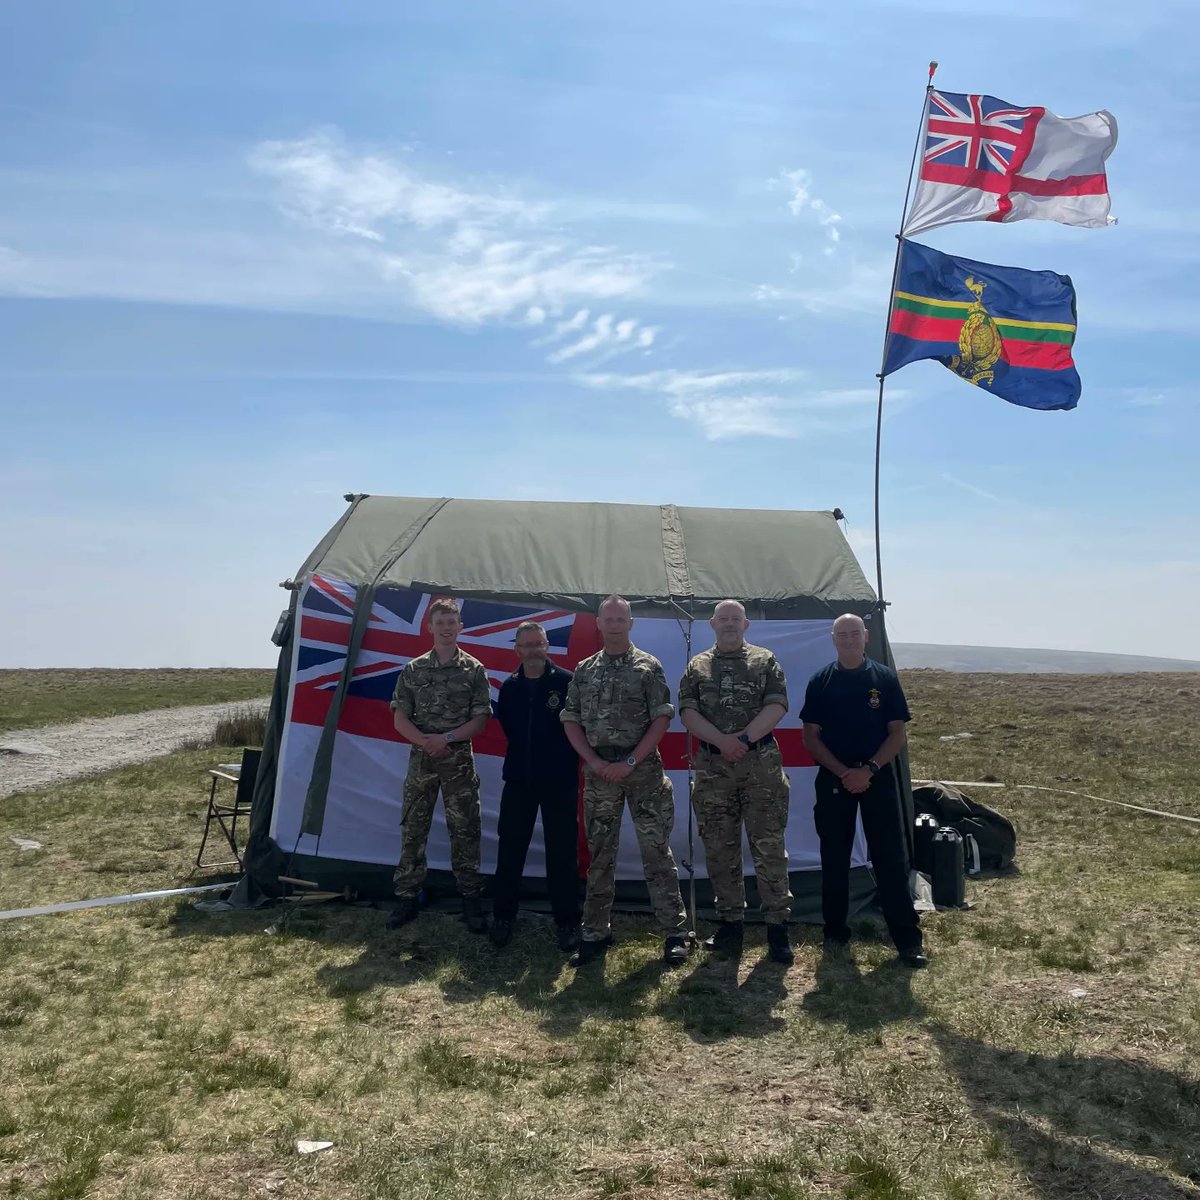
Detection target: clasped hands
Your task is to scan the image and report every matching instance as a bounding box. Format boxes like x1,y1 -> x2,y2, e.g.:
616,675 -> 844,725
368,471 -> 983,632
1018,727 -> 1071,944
589,759 -> 635,783
838,765 -> 874,794
420,733 -> 454,758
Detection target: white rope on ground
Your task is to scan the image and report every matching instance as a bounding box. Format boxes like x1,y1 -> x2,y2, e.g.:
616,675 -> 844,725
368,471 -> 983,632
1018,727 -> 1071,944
1013,784 -> 1200,826
913,779 -> 1006,788
0,881 -> 231,922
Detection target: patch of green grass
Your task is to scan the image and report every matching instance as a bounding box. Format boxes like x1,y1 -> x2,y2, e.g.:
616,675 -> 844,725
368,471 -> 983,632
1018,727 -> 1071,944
1035,933 -> 1096,972
597,1164 -> 657,1196
0,983 -> 42,1030
410,1036 -> 528,1093
970,919 -> 1043,952
839,1151 -> 914,1200
193,1048 -> 292,1094
0,668 -> 273,734
727,1149 -> 814,1199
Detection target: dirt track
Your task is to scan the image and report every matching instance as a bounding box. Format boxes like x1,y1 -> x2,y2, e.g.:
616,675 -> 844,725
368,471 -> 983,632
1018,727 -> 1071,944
0,701 -> 268,800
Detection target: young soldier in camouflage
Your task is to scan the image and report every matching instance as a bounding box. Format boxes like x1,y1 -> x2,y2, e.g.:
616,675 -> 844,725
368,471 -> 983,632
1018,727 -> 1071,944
561,595 -> 690,968
389,597 -> 494,933
678,600 -> 794,964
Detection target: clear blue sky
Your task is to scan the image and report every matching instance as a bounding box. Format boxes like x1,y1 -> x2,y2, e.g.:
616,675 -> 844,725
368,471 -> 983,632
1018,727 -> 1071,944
2,1 -> 1196,666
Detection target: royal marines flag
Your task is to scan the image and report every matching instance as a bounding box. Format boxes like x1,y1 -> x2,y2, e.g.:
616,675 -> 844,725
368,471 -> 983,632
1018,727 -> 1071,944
902,89 -> 1117,236
883,239 -> 1081,412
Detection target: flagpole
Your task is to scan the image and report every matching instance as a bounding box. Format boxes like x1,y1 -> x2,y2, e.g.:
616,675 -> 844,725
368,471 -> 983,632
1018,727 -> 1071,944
872,60 -> 938,609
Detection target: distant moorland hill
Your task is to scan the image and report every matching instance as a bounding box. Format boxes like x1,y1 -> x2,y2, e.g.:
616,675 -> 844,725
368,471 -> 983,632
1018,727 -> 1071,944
893,643 -> 1200,674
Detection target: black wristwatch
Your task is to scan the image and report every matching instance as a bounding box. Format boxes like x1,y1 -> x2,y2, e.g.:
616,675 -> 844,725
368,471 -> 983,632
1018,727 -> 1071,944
866,759 -> 880,774
737,733 -> 752,747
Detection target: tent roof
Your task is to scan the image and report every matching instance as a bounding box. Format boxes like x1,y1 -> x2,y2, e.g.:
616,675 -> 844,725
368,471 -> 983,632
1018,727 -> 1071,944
296,495 -> 877,618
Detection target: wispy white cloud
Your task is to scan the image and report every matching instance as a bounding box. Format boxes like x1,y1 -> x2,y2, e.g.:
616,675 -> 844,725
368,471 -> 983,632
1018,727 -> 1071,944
576,368 -> 888,439
775,168 -> 842,256
542,312 -> 657,364
250,130 -> 662,337
1121,387 -> 1169,408
941,472 -> 1004,503
250,131 -> 544,236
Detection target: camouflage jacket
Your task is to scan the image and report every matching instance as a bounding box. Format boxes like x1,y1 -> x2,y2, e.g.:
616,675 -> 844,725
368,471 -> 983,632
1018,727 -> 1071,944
677,643 -> 788,735
561,644 -> 675,748
391,647 -> 492,734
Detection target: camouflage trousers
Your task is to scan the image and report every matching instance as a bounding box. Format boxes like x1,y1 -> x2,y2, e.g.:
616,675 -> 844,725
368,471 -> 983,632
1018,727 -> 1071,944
692,740 -> 792,924
581,754 -> 687,941
393,744 -> 483,899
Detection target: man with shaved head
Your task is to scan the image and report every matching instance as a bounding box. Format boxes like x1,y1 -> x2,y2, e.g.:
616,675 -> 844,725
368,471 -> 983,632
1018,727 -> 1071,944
560,595 -> 689,968
800,613 -> 926,968
678,599 -> 794,964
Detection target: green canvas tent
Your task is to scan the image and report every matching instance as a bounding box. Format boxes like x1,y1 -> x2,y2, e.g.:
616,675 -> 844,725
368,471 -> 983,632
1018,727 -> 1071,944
240,495 -> 912,919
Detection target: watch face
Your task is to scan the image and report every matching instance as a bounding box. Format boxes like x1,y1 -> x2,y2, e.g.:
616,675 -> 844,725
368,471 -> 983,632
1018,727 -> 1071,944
625,755 -> 637,767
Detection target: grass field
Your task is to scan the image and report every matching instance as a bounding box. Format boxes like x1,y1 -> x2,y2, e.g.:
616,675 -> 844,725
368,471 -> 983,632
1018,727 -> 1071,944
0,671 -> 1197,1199
0,669 -> 275,735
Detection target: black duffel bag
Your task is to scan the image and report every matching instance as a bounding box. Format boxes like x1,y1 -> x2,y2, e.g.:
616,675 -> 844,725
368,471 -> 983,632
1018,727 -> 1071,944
913,782 -> 1017,871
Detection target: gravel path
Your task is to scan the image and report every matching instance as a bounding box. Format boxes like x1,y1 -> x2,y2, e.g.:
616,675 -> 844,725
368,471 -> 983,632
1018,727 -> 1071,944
0,700 -> 269,800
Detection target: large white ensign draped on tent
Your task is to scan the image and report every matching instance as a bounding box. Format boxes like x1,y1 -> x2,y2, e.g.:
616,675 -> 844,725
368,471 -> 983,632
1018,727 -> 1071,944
270,577 -> 869,883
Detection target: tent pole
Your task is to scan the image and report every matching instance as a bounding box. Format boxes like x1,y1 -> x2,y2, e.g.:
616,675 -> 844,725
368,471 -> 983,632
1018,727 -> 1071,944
873,61 -> 937,604
667,597 -> 698,947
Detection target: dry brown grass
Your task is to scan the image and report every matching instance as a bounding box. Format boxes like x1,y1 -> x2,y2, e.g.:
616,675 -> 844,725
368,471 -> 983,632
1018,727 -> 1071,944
0,670 -> 1197,1199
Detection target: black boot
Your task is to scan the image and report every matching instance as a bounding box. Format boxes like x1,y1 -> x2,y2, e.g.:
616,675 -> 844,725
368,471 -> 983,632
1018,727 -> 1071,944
897,946 -> 929,969
555,922 -> 582,953
766,923 -> 794,965
489,916 -> 514,947
663,935 -> 690,967
702,922 -> 744,958
462,895 -> 488,934
569,935 -> 612,967
386,897 -> 420,929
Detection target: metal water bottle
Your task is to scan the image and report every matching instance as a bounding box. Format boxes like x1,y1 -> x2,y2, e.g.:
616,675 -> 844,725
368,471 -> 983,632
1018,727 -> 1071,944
914,813 -> 939,875
932,826 -> 966,908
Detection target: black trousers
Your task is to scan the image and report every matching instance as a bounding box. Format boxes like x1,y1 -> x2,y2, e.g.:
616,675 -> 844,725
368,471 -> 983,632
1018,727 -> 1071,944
492,780 -> 581,925
813,767 -> 921,952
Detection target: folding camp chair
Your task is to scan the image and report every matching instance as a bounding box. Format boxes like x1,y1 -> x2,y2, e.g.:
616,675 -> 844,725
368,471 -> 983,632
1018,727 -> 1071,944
195,747 -> 261,870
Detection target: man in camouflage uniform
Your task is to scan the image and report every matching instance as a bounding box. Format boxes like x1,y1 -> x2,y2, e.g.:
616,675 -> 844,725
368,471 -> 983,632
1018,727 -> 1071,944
388,597 -> 494,933
561,594 -> 689,968
678,599 -> 794,964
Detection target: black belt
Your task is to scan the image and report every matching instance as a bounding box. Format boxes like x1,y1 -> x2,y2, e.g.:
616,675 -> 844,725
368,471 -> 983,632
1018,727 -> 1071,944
697,732 -> 776,755
593,745 -> 640,762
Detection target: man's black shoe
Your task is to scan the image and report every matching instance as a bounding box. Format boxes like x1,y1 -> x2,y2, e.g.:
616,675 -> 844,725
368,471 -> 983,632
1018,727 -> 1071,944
556,922 -> 582,953
569,935 -> 612,967
489,917 -> 514,948
663,935 -> 690,967
702,922 -> 744,958
821,935 -> 850,956
462,895 -> 488,934
766,923 -> 794,965
386,897 -> 420,930
898,948 -> 929,969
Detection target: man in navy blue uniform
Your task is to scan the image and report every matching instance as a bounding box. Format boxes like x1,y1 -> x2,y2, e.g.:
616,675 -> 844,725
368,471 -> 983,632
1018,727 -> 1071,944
800,614 -> 927,968
490,620 -> 582,952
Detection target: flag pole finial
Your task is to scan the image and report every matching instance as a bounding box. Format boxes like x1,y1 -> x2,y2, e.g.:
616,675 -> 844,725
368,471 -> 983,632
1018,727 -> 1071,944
928,60 -> 938,82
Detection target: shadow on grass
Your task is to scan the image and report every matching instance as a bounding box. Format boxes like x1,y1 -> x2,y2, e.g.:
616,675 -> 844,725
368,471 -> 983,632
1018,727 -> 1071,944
653,936 -> 789,1043
168,901 -> 796,1044
799,945 -> 925,1033
933,1027 -> 1200,1199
